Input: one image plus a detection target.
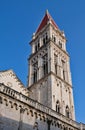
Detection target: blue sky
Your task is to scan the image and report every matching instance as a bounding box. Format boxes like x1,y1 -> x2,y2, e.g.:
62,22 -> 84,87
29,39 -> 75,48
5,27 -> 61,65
0,0 -> 85,123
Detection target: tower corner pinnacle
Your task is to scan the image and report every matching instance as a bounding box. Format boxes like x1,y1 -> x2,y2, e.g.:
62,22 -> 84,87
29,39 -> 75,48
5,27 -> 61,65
45,9 -> 49,14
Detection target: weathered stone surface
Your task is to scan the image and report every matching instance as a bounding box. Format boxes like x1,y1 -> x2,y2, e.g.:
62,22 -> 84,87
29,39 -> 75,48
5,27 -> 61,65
0,11 -> 85,130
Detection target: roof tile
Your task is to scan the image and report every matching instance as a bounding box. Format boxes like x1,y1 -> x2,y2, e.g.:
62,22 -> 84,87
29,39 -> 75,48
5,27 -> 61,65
36,10 -> 58,34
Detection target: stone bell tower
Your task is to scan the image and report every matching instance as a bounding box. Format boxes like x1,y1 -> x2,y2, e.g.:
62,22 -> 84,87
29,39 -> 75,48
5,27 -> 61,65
28,10 -> 75,120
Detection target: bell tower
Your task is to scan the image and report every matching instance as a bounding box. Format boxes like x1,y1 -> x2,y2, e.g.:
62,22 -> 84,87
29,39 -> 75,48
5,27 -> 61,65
28,10 -> 75,120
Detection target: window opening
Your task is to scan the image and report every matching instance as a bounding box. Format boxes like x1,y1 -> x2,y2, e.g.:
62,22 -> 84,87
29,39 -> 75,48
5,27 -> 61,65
33,62 -> 38,83
66,105 -> 70,118
43,54 -> 48,75
56,100 -> 60,113
54,54 -> 58,75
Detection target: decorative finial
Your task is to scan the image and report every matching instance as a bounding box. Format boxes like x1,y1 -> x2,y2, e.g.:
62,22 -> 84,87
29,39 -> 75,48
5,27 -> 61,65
45,9 -> 49,14
32,33 -> 35,40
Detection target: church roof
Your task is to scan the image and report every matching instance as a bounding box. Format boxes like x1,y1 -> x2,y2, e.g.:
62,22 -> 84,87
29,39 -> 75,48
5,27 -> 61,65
36,10 -> 58,34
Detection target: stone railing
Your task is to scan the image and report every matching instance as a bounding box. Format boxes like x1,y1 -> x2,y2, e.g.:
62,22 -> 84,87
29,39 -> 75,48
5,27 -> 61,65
0,83 -> 84,130
0,83 -> 36,108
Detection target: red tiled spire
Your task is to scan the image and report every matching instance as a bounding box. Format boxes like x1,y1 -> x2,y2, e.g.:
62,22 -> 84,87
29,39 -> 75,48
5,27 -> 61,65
36,10 -> 58,34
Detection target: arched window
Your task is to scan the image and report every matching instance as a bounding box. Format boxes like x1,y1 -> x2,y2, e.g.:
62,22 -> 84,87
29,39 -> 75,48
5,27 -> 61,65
38,40 -> 40,49
43,32 -> 48,45
54,36 -> 56,43
66,105 -> 70,118
35,45 -> 37,52
0,96 -> 2,104
52,34 -> 56,43
43,54 -> 48,75
54,54 -> 58,75
46,32 -> 48,41
59,41 -> 62,48
33,62 -> 38,83
63,70 -> 65,80
56,100 -> 60,113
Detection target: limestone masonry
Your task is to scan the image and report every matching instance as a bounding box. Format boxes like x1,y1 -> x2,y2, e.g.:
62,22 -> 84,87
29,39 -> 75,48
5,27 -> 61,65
0,10 -> 85,130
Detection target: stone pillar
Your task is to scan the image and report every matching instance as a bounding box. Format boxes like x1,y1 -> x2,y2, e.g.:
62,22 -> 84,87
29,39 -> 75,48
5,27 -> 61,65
64,64 -> 67,81
49,46 -> 54,73
68,89 -> 72,118
62,83 -> 65,115
28,61 -> 32,86
65,61 -> 68,82
66,61 -> 72,85
48,22 -> 52,39
38,57 -> 43,79
32,43 -> 35,54
47,119 -> 52,130
18,108 -> 25,130
60,82 -> 63,114
50,47 -> 54,72
48,46 -> 50,73
39,37 -> 42,47
64,70 -> 67,81
57,55 -> 62,78
31,73 -> 34,85
70,88 -> 75,120
63,42 -> 66,51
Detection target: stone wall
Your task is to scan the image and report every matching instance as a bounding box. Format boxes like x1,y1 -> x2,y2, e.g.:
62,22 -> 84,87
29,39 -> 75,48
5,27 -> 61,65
0,83 -> 84,130
0,70 -> 28,96
29,75 -> 52,108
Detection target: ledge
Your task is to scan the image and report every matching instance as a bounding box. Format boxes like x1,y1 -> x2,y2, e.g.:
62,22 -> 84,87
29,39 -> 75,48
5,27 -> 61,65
0,83 -> 84,129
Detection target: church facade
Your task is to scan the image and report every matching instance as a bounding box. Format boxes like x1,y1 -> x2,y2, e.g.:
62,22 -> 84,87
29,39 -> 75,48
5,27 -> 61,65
0,11 -> 85,130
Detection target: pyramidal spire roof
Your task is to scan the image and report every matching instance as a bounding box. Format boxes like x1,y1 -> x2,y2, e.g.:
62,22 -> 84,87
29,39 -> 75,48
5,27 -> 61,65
36,10 -> 58,34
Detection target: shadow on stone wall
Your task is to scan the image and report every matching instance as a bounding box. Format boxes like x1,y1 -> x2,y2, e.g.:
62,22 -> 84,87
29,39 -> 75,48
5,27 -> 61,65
0,116 -> 34,130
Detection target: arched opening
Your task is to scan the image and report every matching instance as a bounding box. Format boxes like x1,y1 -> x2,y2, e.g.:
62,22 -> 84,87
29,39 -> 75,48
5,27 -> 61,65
0,96 -> 2,104
43,54 -> 48,75
66,105 -> 70,118
56,100 -> 60,113
33,62 -> 38,83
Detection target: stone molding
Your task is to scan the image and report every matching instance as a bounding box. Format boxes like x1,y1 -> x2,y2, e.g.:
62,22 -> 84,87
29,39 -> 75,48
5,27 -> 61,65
0,83 -> 85,130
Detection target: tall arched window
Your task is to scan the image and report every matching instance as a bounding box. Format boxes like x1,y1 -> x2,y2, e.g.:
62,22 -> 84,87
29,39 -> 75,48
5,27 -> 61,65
66,105 -> 70,118
46,32 -> 48,41
43,54 -> 48,75
43,32 -> 48,45
33,62 -> 38,83
56,100 -> 60,113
